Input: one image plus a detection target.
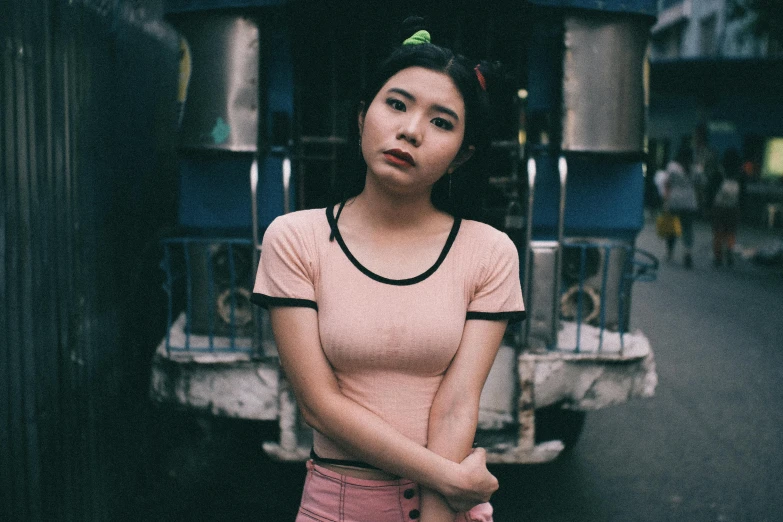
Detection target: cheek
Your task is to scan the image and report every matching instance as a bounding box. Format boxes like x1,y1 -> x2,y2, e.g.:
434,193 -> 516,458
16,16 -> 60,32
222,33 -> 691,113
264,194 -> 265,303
359,120 -> 376,158
361,110 -> 385,144
433,141 -> 463,166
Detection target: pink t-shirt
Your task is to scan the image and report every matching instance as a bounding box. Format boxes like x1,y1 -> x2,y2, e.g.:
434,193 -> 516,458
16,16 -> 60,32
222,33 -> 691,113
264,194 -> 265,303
252,206 -> 525,461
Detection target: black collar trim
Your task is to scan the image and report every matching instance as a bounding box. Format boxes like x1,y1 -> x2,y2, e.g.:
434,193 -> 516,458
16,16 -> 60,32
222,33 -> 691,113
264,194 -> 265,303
326,205 -> 461,286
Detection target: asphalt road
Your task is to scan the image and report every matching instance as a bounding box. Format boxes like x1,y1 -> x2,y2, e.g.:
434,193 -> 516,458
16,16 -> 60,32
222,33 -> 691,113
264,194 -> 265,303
488,220 -> 783,522
141,219 -> 783,522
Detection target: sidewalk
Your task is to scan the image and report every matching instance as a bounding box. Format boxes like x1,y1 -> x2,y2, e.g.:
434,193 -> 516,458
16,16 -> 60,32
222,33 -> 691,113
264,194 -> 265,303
639,212 -> 783,272
731,220 -> 783,259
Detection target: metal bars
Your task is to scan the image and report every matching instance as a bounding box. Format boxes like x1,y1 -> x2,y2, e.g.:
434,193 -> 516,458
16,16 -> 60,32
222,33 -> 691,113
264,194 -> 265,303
557,239 -> 658,353
161,237 -> 259,355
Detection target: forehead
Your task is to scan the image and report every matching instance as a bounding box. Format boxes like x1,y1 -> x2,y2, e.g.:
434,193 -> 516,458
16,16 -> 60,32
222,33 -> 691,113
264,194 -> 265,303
379,67 -> 465,113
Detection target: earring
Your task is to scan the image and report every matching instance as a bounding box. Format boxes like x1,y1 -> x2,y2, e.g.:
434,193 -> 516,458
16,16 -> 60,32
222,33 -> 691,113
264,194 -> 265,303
448,173 -> 452,200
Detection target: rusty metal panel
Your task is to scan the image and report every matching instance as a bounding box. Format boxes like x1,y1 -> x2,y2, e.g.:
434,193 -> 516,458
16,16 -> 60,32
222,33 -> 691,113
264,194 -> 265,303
561,13 -> 650,154
1,0 -> 180,519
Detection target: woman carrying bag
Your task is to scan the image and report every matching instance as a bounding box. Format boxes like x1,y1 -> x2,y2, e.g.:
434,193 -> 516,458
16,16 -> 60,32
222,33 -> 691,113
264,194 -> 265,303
663,146 -> 698,268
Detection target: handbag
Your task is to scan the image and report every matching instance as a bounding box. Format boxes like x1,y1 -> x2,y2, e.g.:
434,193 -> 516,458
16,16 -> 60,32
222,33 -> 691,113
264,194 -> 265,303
713,179 -> 740,208
656,212 -> 682,238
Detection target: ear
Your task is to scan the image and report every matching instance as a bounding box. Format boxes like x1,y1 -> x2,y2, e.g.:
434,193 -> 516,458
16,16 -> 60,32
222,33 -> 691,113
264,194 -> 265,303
357,102 -> 366,135
448,145 -> 475,173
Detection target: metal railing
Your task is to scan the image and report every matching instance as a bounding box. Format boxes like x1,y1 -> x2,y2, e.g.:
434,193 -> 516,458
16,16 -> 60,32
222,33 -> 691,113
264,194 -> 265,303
555,239 -> 658,354
160,236 -> 260,355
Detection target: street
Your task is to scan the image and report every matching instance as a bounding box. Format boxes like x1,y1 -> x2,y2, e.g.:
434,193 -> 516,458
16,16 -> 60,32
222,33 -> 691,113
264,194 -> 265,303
141,219 -> 783,522
489,218 -> 783,522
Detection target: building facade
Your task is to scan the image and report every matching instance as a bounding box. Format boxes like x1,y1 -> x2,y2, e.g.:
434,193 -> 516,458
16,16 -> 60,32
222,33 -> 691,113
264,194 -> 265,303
647,0 -> 783,219
651,0 -> 781,60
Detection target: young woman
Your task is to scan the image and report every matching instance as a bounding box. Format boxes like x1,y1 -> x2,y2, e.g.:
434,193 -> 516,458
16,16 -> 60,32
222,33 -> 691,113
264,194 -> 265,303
709,148 -> 741,267
664,145 -> 698,268
252,20 -> 525,522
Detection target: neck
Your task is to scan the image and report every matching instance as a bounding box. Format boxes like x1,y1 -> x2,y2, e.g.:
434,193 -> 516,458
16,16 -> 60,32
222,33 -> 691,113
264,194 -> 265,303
352,176 -> 443,232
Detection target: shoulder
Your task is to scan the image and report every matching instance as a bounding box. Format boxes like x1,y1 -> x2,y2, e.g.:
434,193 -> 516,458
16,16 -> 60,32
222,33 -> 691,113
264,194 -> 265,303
265,208 -> 327,240
457,219 -> 518,268
268,208 -> 325,230
458,219 -> 514,250
261,208 -> 332,262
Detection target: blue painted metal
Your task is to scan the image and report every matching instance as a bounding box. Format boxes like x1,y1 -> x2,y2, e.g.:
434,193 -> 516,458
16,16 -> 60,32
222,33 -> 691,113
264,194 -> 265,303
527,0 -> 657,17
259,30 -> 295,225
525,0 -> 648,241
178,154 -> 256,230
532,156 -> 646,241
575,246 -> 588,351
177,28 -> 294,230
526,12 -> 563,114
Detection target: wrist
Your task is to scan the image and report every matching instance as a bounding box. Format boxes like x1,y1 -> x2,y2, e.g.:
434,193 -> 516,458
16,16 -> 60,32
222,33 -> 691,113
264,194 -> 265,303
436,460 -> 467,499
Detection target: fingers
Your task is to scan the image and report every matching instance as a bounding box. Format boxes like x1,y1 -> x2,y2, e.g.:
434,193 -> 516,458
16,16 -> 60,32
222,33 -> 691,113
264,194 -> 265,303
460,447 -> 486,466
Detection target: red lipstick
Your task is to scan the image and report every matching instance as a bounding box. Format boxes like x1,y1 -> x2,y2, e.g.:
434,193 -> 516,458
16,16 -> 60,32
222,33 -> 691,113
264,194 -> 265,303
383,149 -> 415,166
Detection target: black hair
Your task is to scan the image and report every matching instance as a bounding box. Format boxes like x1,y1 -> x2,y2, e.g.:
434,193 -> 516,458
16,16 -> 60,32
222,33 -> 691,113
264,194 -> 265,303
722,147 -> 741,180
674,144 -> 693,170
338,17 -> 500,219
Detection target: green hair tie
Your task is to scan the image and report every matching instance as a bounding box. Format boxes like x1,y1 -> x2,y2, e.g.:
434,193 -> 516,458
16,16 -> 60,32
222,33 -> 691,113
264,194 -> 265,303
403,30 -> 431,46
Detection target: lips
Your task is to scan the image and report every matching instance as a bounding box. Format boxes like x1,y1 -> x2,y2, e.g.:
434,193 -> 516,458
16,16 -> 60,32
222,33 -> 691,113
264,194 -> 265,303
383,149 -> 415,166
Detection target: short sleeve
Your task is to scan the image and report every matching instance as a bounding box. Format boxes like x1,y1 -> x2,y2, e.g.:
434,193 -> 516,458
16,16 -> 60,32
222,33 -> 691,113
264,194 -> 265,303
466,233 -> 525,324
251,215 -> 318,310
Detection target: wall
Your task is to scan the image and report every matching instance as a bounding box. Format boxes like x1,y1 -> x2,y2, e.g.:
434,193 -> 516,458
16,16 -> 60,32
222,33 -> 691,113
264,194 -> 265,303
0,0 -> 180,519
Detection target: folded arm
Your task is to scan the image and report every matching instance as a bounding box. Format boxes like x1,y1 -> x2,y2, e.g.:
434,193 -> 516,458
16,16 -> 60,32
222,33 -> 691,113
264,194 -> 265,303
269,306 -> 498,503
420,318 -> 508,521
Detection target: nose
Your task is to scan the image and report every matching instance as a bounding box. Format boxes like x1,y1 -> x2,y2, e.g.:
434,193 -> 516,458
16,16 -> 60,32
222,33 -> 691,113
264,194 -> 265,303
397,115 -> 423,146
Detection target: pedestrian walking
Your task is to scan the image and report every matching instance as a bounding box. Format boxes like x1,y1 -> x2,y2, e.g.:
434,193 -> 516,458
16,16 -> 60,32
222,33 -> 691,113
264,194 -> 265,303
692,122 -> 721,218
664,145 -> 698,268
708,148 -> 742,267
251,17 -> 524,522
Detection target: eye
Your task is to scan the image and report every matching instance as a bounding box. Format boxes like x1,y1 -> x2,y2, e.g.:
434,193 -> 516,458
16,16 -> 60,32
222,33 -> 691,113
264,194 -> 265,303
386,98 -> 406,112
431,117 -> 454,131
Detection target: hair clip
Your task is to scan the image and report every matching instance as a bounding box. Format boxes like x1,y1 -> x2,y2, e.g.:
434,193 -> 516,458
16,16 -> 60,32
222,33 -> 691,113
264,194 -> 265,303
474,65 -> 487,91
403,30 -> 431,45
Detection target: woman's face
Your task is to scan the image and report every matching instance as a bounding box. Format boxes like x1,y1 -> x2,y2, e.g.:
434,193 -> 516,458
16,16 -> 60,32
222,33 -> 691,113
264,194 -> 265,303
359,66 -> 473,197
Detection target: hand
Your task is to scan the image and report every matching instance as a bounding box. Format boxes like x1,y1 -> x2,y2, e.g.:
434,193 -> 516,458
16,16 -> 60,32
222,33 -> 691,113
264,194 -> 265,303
442,448 -> 499,513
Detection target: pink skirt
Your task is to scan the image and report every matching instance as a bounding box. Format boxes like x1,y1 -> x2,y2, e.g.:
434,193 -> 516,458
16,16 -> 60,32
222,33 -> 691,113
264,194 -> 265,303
296,460 -> 493,522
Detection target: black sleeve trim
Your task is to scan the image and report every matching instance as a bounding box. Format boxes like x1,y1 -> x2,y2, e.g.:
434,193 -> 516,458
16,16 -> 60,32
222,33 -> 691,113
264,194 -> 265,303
466,310 -> 526,324
251,293 -> 318,311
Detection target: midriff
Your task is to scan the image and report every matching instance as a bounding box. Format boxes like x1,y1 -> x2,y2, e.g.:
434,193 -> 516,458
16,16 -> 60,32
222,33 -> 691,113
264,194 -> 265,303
317,462 -> 401,481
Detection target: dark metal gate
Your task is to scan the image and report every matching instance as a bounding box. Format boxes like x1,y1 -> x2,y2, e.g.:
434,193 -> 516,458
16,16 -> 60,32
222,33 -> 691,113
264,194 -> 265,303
1,0 -> 180,519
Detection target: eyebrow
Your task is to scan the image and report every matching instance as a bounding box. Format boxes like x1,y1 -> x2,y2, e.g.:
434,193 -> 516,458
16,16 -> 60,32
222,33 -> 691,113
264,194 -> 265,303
387,87 -> 460,122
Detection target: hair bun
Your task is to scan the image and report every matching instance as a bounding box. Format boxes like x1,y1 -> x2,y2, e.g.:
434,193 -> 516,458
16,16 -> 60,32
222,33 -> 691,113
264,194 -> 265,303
400,16 -> 428,41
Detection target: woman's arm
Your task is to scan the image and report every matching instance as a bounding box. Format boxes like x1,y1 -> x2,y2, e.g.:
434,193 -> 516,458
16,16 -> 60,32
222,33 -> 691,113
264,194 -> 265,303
269,306 -> 498,505
420,318 -> 508,521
